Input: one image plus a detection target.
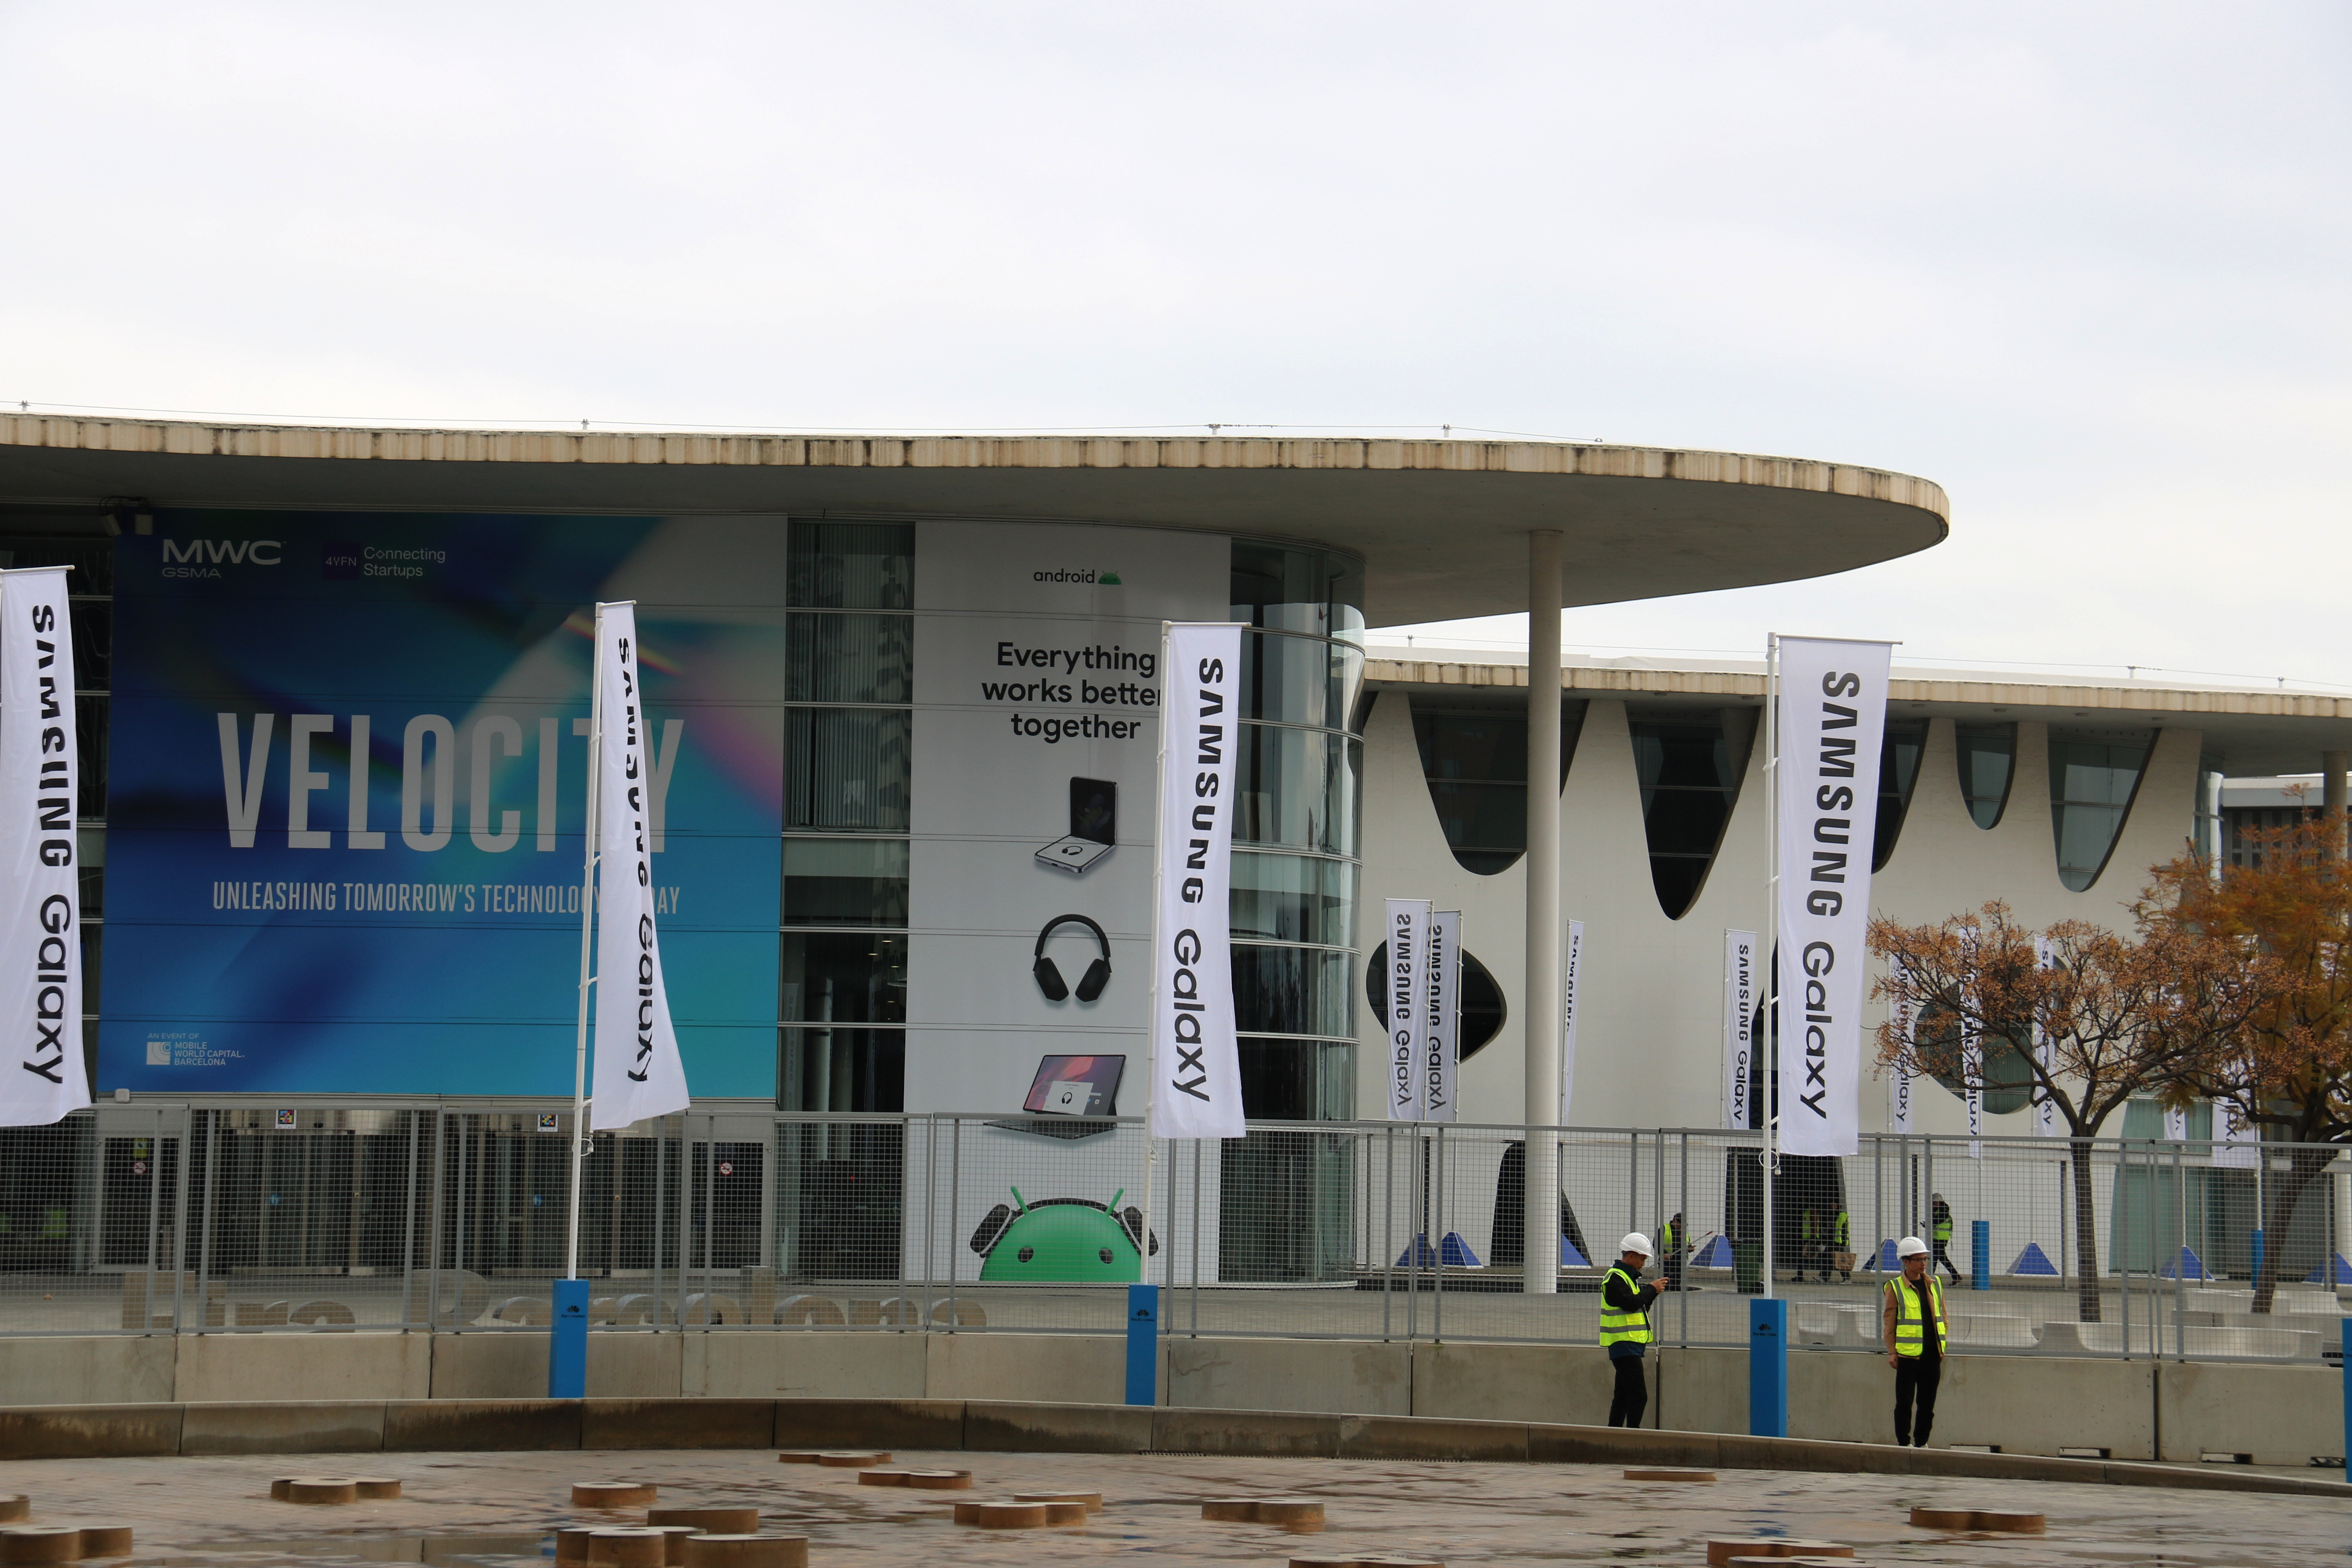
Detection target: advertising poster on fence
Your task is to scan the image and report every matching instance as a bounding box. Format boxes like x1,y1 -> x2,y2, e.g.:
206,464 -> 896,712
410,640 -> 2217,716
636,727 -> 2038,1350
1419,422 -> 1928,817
1723,928 -> 1756,1130
1384,897 -> 1431,1120
1772,635 -> 1891,1158
99,513 -> 784,1096
0,568 -> 89,1126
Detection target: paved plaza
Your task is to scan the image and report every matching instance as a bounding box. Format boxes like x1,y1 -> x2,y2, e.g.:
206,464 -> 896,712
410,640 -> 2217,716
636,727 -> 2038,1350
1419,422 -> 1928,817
0,1444 -> 2337,1566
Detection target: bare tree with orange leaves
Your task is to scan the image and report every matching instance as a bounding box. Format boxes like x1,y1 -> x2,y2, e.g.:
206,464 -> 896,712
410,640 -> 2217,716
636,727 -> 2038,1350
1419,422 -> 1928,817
1869,902 -> 2280,1324
2141,810 -> 2352,1314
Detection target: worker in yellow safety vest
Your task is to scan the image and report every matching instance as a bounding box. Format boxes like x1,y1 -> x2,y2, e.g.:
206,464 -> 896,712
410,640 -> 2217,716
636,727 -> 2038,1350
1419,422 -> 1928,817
1881,1236 -> 1949,1447
1601,1233 -> 1673,1428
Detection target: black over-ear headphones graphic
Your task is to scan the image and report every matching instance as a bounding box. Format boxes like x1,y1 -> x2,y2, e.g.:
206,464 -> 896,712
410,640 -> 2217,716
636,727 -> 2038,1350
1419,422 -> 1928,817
1033,913 -> 1112,1003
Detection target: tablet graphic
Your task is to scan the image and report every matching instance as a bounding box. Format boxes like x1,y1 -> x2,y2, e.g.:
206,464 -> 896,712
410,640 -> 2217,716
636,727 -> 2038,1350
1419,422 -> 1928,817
1036,777 -> 1116,874
988,1054 -> 1126,1140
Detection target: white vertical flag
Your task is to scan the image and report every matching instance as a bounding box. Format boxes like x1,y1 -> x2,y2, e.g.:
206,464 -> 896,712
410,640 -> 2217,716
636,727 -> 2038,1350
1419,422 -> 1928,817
2163,1104 -> 2187,1144
1887,965 -> 1914,1136
1383,898 -> 1431,1120
1773,636 -> 1892,1158
1723,929 -> 1757,1130
1148,622 -> 1245,1141
1558,919 -> 1585,1126
0,569 -> 89,1125
2032,935 -> 2060,1139
590,603 -> 689,1130
1962,1014 -> 1983,1159
1424,911 -> 1461,1124
2214,1098 -> 2258,1168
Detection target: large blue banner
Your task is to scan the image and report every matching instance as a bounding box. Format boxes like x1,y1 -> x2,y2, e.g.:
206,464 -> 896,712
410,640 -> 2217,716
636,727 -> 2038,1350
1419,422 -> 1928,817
100,511 -> 783,1097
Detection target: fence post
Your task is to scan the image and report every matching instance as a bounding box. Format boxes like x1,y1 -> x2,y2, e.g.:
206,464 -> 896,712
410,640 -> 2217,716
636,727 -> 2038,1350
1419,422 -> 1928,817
2342,1317 -> 2350,1485
1431,1124 -> 1445,1342
398,1109 -> 420,1329
1749,1297 -> 1788,1436
195,1110 -> 216,1333
945,1117 -> 961,1332
1678,1132 -> 1690,1349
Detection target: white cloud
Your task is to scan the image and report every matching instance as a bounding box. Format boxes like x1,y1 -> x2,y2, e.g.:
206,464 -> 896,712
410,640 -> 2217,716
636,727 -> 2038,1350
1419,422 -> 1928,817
2,2 -> 2345,681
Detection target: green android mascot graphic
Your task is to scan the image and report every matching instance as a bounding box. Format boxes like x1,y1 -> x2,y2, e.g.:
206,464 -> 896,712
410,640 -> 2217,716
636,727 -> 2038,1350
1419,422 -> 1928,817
971,1186 -> 1158,1282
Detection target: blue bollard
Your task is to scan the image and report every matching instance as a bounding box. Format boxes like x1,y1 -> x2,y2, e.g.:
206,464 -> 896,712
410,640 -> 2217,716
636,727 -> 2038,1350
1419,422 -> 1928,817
549,1278 -> 589,1399
1970,1219 -> 1990,1292
1124,1283 -> 1158,1407
2252,1228 -> 2265,1282
1749,1298 -> 1788,1438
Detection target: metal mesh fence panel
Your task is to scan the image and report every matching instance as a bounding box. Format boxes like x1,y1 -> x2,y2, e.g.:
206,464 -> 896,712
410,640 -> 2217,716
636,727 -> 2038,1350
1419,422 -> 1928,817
0,1104 -> 2340,1365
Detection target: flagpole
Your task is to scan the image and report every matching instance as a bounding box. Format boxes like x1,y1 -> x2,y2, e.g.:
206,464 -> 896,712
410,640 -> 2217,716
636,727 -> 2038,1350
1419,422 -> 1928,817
1762,632 -> 1778,1303
564,603 -> 607,1284
1136,618 -> 1172,1283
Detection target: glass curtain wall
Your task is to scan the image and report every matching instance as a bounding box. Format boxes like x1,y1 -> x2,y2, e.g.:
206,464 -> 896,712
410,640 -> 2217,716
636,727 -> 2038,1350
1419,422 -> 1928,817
1410,702 -> 1587,875
1956,722 -> 2016,829
778,522 -> 913,1118
2049,732 -> 2152,891
1224,541 -> 1366,1281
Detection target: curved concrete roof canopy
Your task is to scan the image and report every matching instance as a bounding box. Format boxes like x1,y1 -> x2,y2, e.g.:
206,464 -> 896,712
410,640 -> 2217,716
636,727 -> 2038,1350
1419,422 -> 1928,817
0,416 -> 1950,627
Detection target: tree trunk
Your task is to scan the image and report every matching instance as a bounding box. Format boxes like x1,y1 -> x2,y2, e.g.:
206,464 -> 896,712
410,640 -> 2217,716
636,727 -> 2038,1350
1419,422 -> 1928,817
2070,1137 -> 2102,1323
2251,1146 -> 2333,1315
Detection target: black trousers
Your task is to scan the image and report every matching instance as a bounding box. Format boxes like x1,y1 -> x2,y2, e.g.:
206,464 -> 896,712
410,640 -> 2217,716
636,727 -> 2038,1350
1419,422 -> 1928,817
1931,1241 -> 1961,1282
1608,1354 -> 1648,1428
1893,1352 -> 1941,1446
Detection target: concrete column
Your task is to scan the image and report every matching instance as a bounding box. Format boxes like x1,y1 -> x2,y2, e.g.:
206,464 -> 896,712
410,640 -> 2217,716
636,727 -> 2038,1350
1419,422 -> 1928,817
1523,530 -> 1563,1295
2326,750 -> 2348,860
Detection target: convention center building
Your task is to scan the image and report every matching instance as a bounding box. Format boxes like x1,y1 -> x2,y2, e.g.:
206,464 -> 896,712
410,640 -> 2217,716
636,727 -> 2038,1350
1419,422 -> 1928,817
4,414 -> 2350,1285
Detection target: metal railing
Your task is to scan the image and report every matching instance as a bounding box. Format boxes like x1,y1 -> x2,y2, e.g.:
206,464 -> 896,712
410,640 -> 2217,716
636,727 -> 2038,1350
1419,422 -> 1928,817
6,1103 -> 2344,1364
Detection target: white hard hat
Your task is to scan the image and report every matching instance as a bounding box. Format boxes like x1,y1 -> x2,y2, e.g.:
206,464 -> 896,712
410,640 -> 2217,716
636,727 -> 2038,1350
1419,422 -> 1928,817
1620,1232 -> 1652,1257
1897,1236 -> 1929,1259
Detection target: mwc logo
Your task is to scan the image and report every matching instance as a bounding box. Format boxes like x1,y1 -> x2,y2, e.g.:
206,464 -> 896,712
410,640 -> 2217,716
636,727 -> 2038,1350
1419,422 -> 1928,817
161,539 -> 281,566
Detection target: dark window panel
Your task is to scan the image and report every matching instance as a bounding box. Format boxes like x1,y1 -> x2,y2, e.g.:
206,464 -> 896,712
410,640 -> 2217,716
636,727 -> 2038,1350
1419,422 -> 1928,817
785,708 -> 910,832
1231,944 -> 1351,1038
1230,852 -> 1355,945
2049,733 -> 2152,891
1871,719 -> 1929,872
1406,701 -> 1585,876
786,521 -> 913,609
782,837 -> 908,927
1956,722 -> 2017,830
780,932 -> 907,1025
776,1026 -> 905,1114
1363,944 -> 1506,1061
1229,541 -> 1366,641
785,613 -> 912,704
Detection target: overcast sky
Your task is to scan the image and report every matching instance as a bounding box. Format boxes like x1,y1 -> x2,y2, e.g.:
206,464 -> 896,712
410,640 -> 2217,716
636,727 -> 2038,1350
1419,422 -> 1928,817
3,3 -> 2345,687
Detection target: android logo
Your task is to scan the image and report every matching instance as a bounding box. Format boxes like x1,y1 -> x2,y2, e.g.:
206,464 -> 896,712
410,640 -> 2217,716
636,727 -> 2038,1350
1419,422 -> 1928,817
970,1186 -> 1158,1283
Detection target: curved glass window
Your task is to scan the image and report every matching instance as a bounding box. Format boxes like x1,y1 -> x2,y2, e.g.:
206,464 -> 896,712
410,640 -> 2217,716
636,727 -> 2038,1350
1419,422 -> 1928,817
1364,945 -> 1507,1061
1234,726 -> 1361,856
1231,541 -> 1366,643
1871,720 -> 1928,872
1957,722 -> 2016,829
1917,1001 -> 2034,1116
1232,944 -> 1352,1038
1410,701 -> 1587,875
1629,709 -> 1746,918
2050,733 -> 2151,891
1239,631 -> 1365,731
1232,852 -> 1355,945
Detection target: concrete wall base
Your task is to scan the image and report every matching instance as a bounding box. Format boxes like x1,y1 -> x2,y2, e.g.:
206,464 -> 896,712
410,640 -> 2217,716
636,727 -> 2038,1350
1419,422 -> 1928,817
9,1333 -> 2340,1470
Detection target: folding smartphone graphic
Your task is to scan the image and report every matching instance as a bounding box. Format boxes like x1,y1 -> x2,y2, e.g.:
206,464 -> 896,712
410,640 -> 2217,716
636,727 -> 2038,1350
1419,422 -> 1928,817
1035,776 -> 1116,874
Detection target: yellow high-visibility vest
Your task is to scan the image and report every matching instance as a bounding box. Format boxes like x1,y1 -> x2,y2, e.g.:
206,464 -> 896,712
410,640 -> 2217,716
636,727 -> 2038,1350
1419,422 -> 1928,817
1599,1265 -> 1653,1349
1885,1275 -> 1947,1359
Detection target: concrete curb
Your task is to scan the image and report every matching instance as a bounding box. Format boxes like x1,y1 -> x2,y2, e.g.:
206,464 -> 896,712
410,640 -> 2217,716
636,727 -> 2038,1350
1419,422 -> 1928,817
0,1398 -> 2340,1499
